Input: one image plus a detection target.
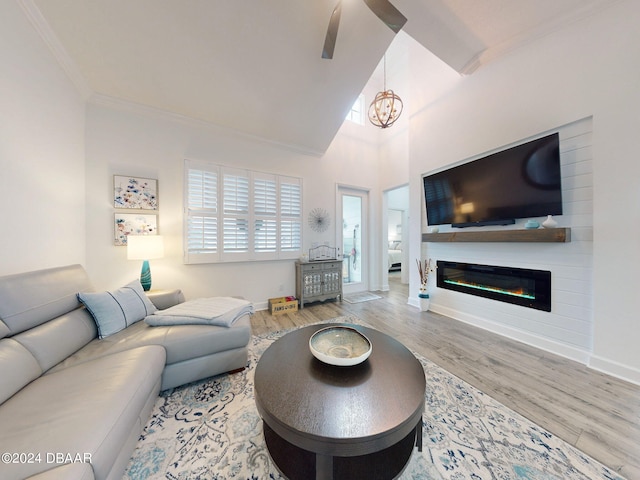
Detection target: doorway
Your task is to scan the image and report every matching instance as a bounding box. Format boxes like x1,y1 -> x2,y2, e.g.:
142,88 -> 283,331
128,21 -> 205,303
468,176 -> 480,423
384,185 -> 409,291
337,186 -> 369,294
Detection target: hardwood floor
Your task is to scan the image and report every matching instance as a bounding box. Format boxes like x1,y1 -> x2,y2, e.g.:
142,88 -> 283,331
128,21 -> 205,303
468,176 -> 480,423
251,273 -> 640,479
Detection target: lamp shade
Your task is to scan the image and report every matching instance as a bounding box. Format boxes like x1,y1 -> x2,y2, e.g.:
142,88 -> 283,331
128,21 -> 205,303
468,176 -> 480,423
127,235 -> 164,260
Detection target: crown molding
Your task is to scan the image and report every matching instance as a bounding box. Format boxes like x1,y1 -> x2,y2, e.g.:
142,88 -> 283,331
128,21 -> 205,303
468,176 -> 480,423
17,0 -> 93,100
15,0 -> 325,158
89,93 -> 325,158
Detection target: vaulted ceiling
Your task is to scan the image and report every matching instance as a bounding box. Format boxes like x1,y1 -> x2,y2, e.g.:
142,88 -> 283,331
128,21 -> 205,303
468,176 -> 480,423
23,0 -> 618,154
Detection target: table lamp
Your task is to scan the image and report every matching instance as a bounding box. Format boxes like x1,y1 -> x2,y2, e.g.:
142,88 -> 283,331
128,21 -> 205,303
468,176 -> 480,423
127,235 -> 164,291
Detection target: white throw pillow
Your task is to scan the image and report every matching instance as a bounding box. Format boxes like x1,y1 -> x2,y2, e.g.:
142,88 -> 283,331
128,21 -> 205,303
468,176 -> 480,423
78,279 -> 157,338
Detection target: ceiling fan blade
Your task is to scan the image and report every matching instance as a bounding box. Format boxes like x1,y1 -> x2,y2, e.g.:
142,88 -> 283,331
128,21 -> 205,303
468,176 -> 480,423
322,0 -> 342,59
363,0 -> 407,33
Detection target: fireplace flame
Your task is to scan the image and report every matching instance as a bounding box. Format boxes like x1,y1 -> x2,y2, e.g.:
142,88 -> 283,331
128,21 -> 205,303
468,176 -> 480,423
443,279 -> 535,300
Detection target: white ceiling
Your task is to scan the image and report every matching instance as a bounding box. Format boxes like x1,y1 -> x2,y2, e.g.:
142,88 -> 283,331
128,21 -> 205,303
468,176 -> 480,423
24,0 -> 619,154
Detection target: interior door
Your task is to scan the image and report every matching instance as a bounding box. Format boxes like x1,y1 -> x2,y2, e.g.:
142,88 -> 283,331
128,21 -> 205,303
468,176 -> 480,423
337,186 -> 368,294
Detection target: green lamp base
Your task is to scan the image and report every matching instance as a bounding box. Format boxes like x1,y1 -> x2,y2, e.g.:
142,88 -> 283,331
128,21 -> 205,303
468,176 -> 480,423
140,260 -> 152,291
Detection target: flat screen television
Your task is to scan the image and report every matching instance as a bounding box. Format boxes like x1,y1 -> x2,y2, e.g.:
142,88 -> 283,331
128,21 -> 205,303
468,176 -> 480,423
423,132 -> 562,227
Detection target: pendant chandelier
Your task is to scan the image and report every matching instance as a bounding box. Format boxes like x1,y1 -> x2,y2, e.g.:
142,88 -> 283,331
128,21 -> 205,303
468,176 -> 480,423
368,55 -> 403,129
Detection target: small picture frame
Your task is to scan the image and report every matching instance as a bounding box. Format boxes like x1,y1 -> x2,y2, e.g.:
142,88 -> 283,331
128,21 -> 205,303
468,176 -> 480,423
114,175 -> 158,210
114,213 -> 158,246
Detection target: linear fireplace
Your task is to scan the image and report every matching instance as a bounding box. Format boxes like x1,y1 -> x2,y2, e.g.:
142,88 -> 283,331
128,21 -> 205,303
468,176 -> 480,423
437,261 -> 551,312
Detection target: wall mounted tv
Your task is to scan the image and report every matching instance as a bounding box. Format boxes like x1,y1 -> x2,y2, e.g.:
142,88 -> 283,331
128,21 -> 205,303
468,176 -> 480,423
423,132 -> 562,228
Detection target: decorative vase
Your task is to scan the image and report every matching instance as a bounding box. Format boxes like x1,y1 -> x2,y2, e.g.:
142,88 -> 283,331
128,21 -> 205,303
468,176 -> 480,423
542,215 -> 558,228
418,292 -> 430,312
525,219 -> 540,229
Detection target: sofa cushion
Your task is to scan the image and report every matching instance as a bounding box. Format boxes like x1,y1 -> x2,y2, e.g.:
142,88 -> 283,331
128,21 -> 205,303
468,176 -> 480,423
0,345 -> 165,480
13,308 -> 97,373
48,314 -> 252,373
0,265 -> 99,405
78,280 -> 157,338
0,264 -> 92,338
0,338 -> 42,404
0,320 -> 10,340
0,306 -> 97,405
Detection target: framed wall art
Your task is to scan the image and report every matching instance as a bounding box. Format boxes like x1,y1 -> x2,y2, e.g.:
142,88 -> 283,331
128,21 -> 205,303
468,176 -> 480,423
114,175 -> 158,210
114,213 -> 158,246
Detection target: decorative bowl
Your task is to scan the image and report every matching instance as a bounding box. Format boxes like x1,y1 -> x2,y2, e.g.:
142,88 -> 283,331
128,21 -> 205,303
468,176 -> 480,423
309,326 -> 372,366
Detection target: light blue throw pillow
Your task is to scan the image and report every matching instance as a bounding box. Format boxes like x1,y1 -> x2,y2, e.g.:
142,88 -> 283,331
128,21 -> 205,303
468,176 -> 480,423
78,279 -> 157,338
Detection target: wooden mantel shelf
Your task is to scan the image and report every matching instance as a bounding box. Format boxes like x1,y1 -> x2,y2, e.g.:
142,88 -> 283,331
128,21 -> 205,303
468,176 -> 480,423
422,227 -> 571,243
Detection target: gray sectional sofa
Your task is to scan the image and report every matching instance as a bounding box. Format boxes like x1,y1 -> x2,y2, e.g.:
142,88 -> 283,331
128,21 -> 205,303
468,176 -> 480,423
0,264 -> 252,480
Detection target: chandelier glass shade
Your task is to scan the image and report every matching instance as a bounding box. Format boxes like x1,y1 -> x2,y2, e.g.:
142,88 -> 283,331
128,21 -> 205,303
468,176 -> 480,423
368,55 -> 403,128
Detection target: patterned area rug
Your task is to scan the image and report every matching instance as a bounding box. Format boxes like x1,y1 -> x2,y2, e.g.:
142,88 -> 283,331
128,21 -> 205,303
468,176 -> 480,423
124,316 -> 625,480
342,292 -> 382,303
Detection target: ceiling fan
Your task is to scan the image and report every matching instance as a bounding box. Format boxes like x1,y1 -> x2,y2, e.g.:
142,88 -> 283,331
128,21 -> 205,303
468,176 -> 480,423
322,0 -> 407,59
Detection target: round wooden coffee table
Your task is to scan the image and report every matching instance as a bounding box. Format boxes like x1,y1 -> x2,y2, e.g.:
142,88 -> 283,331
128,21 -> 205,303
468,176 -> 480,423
254,324 -> 425,480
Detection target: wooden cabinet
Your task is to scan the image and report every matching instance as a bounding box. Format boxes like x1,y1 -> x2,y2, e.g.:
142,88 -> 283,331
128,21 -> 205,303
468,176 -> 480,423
296,260 -> 343,309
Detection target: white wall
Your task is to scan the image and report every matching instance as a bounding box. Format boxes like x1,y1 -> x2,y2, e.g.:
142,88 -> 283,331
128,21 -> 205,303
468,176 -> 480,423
377,33 -> 411,191
6,0 -> 637,384
387,209 -> 402,241
84,101 -> 382,306
423,119 -> 594,362
408,0 -> 640,383
2,0 -> 387,304
0,0 -> 86,275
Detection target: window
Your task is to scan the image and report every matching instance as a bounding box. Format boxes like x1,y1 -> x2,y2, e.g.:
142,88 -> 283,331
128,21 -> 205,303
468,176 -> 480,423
184,160 -> 302,263
346,94 -> 365,125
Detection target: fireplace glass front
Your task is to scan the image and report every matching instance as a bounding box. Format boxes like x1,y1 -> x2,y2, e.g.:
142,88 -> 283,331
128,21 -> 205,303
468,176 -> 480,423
437,261 -> 551,311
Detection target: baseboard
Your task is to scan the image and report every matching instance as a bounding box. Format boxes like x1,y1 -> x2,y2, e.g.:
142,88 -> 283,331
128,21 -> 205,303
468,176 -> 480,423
407,297 -> 420,309
433,305 -> 640,385
369,282 -> 386,292
421,302 -> 640,385
430,304 -> 592,365
589,355 -> 640,386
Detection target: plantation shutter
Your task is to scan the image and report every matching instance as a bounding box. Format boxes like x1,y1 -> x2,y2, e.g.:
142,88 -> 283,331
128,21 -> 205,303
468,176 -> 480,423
222,167 -> 250,260
280,177 -> 302,256
184,162 -> 219,263
253,173 -> 278,256
184,161 -> 302,264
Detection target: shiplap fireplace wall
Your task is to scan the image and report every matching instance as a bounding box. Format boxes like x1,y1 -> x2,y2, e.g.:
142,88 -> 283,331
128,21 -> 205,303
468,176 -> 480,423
423,117 -> 593,363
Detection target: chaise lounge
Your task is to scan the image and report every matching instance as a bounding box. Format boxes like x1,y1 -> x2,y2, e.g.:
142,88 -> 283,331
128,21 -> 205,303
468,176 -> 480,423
0,264 -> 251,480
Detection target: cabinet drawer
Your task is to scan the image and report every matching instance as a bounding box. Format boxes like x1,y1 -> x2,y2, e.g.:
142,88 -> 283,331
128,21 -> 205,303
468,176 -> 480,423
323,261 -> 342,270
302,263 -> 323,271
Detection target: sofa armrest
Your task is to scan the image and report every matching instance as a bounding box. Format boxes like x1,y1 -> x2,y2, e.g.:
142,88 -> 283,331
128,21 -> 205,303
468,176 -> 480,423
146,289 -> 185,310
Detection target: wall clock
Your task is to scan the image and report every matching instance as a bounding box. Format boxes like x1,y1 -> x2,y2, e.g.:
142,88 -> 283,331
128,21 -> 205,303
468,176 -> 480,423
308,208 -> 330,233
